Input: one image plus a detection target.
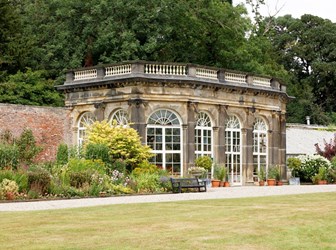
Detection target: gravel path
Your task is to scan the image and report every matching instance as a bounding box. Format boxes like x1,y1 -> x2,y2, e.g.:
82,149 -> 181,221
1,184 -> 335,212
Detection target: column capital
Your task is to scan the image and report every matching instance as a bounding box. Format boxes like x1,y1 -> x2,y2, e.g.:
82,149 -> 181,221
128,98 -> 148,108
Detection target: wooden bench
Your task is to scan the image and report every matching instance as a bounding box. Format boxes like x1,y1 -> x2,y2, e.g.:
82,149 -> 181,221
170,177 -> 207,193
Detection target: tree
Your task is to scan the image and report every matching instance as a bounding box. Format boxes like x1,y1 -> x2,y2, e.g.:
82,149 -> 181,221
1,0 -> 287,107
0,0 -> 21,78
265,14 -> 336,124
0,69 -> 63,106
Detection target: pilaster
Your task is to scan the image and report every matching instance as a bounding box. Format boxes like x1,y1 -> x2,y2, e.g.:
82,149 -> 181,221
128,98 -> 148,144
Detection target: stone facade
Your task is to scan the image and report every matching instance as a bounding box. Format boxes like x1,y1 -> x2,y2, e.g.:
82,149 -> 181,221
0,103 -> 72,162
57,61 -> 290,185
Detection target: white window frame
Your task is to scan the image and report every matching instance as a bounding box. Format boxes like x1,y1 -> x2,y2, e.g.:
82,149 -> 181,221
253,117 -> 268,181
225,115 -> 242,185
109,109 -> 129,127
78,112 -> 96,146
195,111 -> 213,158
146,109 -> 183,176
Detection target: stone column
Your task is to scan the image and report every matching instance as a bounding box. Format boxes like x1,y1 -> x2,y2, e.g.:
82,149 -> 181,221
128,98 -> 147,144
267,129 -> 273,165
279,112 -> 287,180
186,101 -> 197,168
216,105 -> 227,164
243,108 -> 254,185
270,111 -> 280,166
182,124 -> 188,176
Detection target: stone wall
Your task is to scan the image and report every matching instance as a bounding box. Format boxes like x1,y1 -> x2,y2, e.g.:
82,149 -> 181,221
0,104 -> 72,162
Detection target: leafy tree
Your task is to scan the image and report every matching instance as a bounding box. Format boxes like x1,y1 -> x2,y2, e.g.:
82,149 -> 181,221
0,0 -> 286,107
0,0 -> 21,79
0,69 -> 63,106
265,14 -> 336,124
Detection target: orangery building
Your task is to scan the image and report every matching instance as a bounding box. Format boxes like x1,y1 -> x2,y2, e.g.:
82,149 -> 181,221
57,61 -> 290,186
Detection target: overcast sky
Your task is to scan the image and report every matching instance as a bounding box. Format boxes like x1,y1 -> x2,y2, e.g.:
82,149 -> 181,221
233,0 -> 336,22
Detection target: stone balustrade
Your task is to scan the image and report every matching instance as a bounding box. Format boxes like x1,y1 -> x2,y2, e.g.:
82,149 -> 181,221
65,61 -> 283,91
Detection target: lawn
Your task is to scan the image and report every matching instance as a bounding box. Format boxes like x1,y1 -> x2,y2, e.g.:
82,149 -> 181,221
1,193 -> 336,249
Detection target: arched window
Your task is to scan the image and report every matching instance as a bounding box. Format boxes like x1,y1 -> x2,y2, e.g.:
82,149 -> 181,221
109,109 -> 129,126
225,115 -> 242,185
253,117 -> 268,181
147,110 -> 182,176
78,112 -> 96,146
195,112 -> 212,158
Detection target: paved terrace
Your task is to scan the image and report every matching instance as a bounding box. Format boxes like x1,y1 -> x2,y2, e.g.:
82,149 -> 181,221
1,185 -> 335,212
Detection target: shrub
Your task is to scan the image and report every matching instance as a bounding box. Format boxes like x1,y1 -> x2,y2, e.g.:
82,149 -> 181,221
69,171 -> 91,188
131,172 -> 162,193
85,121 -> 153,171
17,128 -> 42,165
132,161 -> 164,177
56,143 -> 69,165
110,159 -> 127,174
0,170 -> 28,193
67,158 -> 106,175
195,156 -> 212,171
88,183 -> 102,196
0,179 -> 19,199
110,169 -> 127,186
85,143 -> 111,164
107,183 -> 134,195
0,143 -> 19,170
315,135 -> 336,160
27,189 -> 40,199
296,155 -> 331,182
27,167 -> 51,194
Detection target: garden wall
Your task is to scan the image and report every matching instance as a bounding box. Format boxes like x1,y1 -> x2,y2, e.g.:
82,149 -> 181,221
0,104 -> 72,162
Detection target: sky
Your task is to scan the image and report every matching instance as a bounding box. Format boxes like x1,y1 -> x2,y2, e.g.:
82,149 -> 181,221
233,0 -> 336,22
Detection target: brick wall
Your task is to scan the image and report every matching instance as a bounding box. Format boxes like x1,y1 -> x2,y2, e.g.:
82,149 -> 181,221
0,104 -> 72,162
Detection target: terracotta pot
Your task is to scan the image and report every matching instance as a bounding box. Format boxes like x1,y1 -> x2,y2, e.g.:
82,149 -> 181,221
224,181 -> 230,187
267,179 -> 276,186
259,180 -> 265,186
211,180 -> 220,187
276,181 -> 283,186
317,180 -> 327,185
220,181 -> 225,187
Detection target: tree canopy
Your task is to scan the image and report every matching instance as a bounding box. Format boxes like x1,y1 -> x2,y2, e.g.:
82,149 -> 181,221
1,0 -> 335,124
264,14 -> 336,124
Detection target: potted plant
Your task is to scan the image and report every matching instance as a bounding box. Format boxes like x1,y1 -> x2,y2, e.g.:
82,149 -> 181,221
312,167 -> 327,185
195,156 -> 212,185
275,165 -> 283,186
188,166 -> 206,178
267,166 -> 277,186
287,157 -> 301,185
211,164 -> 221,187
224,168 -> 230,187
217,165 -> 227,187
257,168 -> 266,186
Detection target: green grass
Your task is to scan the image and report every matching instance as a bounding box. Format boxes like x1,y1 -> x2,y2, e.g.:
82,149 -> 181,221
1,193 -> 336,249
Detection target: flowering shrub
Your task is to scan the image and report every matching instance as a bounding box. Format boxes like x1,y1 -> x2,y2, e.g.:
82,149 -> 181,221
295,155 -> 331,182
0,179 -> 19,199
110,169 -> 128,186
